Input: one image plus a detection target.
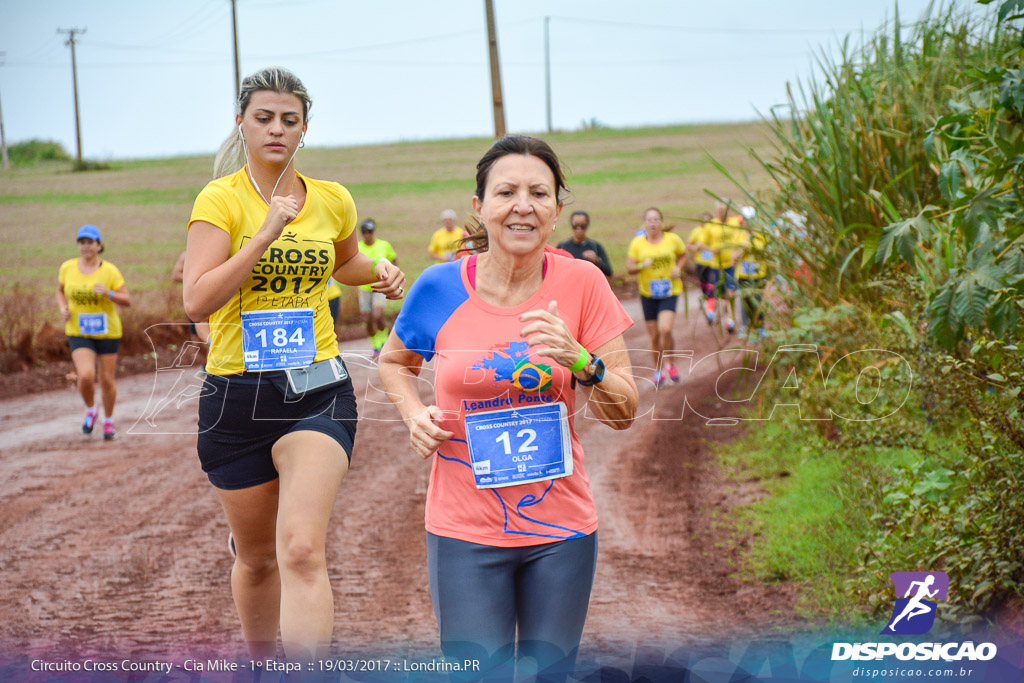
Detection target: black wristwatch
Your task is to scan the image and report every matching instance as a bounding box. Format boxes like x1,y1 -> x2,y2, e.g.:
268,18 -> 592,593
574,354 -> 606,387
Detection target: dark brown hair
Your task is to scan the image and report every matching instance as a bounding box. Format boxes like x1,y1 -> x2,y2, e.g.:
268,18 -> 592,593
458,136 -> 568,255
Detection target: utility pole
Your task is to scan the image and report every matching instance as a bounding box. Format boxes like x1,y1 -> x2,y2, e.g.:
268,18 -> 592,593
483,0 -> 506,139
0,52 -> 8,170
544,17 -> 552,134
230,0 -> 241,97
58,27 -> 85,166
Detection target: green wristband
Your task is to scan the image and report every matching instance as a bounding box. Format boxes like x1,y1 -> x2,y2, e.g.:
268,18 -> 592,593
372,257 -> 390,274
568,344 -> 589,373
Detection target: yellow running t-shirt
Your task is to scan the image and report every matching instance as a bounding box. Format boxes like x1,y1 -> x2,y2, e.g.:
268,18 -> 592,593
428,227 -> 464,261
325,278 -> 343,302
736,230 -> 769,280
188,168 -> 357,375
59,259 -> 125,339
627,232 -> 687,298
689,221 -> 741,269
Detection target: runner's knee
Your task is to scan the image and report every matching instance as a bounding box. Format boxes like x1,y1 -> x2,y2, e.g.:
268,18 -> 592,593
277,531 -> 326,581
235,546 -> 278,582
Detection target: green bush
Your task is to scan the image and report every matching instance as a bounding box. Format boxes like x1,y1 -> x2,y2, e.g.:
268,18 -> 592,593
8,139 -> 71,165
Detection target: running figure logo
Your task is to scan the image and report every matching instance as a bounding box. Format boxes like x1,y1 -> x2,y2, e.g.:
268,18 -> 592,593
473,341 -> 552,392
882,571 -> 949,635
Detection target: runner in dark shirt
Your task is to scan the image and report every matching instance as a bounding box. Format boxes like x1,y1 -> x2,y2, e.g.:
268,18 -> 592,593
557,210 -> 613,276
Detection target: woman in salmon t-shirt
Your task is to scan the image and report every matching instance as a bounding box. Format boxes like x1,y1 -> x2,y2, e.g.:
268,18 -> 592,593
378,135 -> 639,682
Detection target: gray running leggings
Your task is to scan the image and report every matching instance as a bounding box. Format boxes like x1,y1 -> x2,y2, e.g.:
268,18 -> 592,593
426,531 -> 598,682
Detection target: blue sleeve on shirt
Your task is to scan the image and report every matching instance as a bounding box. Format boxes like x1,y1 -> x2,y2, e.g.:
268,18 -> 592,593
393,261 -> 468,361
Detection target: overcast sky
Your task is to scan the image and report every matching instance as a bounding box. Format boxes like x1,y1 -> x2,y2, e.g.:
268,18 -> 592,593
0,0 -> 983,160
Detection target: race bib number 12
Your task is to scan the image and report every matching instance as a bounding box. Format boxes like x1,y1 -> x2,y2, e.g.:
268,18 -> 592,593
241,308 -> 316,371
464,403 -> 572,489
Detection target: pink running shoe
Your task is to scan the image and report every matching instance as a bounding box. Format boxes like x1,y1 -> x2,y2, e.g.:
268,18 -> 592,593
666,365 -> 681,384
103,421 -> 116,441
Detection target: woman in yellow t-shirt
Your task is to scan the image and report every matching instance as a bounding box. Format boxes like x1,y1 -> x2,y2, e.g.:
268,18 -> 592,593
428,209 -> 468,262
182,67 -> 406,662
56,224 -> 131,440
626,207 -> 687,387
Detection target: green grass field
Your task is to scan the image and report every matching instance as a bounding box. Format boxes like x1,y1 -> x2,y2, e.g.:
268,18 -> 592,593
0,121 -> 773,318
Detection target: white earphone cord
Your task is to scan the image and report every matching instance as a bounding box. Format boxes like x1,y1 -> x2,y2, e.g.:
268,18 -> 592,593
238,127 -> 303,206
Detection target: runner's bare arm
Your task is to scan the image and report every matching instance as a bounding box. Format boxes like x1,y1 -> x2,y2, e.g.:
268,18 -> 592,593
172,251 -> 186,283
56,283 -> 71,322
377,334 -> 454,458
183,196 -> 298,320
627,255 -> 652,274
93,284 -> 131,307
673,252 -> 687,278
520,301 -> 638,429
332,233 -> 406,299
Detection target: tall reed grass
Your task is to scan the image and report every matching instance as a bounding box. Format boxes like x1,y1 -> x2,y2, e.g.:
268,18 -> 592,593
718,1 -> 1024,624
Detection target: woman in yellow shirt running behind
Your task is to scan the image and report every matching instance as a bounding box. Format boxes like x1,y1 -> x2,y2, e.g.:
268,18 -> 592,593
626,207 -> 687,387
56,224 -> 131,440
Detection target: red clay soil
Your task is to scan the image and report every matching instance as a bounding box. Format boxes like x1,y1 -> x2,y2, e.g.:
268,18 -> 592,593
0,292 -> 808,670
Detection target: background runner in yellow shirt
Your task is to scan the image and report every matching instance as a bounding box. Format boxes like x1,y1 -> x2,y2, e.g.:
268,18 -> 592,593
56,224 -> 131,440
355,218 -> 398,358
325,276 -> 344,327
182,67 -> 405,664
627,207 -> 687,386
735,206 -> 770,342
688,201 -> 741,332
428,209 -> 467,262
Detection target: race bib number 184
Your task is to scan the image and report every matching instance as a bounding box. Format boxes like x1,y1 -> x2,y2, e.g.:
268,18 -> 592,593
240,308 -> 316,371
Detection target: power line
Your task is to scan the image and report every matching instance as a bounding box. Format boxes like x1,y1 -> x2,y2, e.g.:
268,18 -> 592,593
3,48 -> 816,70
254,28 -> 483,60
254,17 -> 537,61
141,2 -> 230,48
546,15 -> 856,35
19,34 -> 62,62
78,39 -> 222,57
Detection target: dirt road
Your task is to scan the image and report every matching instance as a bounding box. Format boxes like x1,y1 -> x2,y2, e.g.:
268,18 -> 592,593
0,292 -> 804,670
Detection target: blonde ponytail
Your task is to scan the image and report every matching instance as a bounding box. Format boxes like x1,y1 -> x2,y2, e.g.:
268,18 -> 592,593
213,128 -> 246,179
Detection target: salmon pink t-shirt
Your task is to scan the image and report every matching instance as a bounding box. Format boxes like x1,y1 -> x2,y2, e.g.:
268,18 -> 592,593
394,253 -> 633,547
